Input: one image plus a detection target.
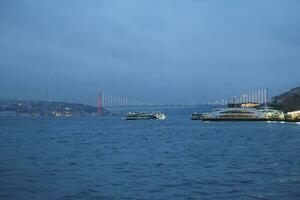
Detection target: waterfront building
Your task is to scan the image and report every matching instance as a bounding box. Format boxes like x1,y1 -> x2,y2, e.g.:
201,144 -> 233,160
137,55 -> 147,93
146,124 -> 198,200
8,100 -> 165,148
286,110 -> 300,121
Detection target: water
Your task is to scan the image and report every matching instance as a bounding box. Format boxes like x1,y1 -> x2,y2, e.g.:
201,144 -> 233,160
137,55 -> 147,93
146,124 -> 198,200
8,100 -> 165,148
1,107 -> 300,200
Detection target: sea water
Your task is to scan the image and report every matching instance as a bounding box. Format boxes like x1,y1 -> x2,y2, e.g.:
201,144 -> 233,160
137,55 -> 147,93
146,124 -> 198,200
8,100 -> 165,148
1,107 -> 300,199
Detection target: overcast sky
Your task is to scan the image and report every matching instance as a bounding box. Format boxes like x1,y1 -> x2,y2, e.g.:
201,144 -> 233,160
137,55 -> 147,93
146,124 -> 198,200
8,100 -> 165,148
0,0 -> 300,105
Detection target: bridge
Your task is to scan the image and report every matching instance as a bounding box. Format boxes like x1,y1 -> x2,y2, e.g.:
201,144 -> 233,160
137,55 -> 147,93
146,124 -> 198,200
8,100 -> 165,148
97,89 -> 270,115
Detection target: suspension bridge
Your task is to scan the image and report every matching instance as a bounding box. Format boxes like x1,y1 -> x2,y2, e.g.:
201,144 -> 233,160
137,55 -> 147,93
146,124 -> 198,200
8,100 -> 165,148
97,88 -> 270,115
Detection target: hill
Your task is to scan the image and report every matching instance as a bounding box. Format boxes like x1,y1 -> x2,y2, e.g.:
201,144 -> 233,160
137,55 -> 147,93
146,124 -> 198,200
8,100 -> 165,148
0,100 -> 107,116
271,87 -> 300,112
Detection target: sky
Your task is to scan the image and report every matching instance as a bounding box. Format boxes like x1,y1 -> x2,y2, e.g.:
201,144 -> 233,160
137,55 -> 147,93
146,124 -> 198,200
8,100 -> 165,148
0,0 -> 300,105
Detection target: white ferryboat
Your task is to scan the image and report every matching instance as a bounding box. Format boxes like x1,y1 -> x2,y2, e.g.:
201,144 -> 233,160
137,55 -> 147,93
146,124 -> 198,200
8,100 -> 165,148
123,112 -> 166,120
199,103 -> 285,121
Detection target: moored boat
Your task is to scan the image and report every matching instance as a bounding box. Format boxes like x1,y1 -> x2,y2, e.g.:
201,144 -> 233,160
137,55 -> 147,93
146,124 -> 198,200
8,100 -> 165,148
191,113 -> 203,120
201,107 -> 268,121
192,103 -> 288,122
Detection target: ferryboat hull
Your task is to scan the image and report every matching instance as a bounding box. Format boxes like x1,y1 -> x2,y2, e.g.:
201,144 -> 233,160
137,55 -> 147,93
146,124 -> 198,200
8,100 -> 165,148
202,118 -> 266,121
202,118 -> 300,122
192,105 -> 300,122
123,112 -> 166,120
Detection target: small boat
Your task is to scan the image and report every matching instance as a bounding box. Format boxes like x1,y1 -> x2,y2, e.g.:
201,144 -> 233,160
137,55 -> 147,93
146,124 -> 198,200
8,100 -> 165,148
191,113 -> 203,120
152,112 -> 166,120
123,112 -> 166,120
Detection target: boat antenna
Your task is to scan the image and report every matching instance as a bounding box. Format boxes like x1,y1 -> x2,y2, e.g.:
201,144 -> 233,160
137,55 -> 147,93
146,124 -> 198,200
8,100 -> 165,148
233,96 -> 236,107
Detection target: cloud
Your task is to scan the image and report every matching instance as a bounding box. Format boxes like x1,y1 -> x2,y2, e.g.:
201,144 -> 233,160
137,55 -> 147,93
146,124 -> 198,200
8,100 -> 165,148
0,0 -> 299,103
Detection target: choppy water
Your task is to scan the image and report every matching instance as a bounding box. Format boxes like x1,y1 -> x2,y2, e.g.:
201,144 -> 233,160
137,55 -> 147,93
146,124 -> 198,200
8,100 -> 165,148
1,107 -> 300,200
